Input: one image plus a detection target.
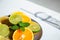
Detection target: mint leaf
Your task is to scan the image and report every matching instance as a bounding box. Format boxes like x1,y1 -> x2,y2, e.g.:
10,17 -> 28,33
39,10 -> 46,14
23,22 -> 30,27
19,21 -> 30,27
10,25 -> 19,30
20,26 -> 25,31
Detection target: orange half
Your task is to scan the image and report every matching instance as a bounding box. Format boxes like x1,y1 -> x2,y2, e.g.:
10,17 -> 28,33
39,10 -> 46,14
13,28 -> 34,40
13,29 -> 23,40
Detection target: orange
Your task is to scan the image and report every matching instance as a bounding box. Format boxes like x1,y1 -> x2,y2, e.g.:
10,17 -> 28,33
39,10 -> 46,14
13,28 -> 34,40
23,28 -> 34,40
13,29 -> 23,40
12,11 -> 31,23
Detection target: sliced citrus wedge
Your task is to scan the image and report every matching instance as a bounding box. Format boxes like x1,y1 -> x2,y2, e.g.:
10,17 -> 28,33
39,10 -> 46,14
10,12 -> 31,23
13,28 -> 34,40
9,12 -> 22,24
28,21 -> 41,33
13,29 -> 23,40
23,28 -> 34,40
21,14 -> 31,23
0,23 -> 9,37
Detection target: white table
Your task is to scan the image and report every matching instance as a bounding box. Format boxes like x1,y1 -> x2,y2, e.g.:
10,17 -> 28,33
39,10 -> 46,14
0,0 -> 60,40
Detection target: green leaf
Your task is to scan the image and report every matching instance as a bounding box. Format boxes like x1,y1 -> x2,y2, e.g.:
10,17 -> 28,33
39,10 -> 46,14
20,26 -> 25,31
19,21 -> 30,27
23,22 -> 30,27
10,25 -> 19,30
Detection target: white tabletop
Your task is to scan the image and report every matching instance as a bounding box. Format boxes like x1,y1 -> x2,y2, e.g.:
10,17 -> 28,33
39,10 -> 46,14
29,0 -> 60,13
0,0 -> 60,40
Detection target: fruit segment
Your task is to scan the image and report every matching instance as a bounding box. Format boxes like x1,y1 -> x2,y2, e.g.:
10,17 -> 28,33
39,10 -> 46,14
13,28 -> 34,40
0,23 -> 9,37
23,28 -> 34,40
28,21 -> 41,33
9,12 -> 22,24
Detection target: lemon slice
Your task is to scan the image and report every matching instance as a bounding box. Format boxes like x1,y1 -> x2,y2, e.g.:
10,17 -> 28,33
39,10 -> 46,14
0,23 -> 9,37
9,12 -> 22,24
28,21 -> 41,33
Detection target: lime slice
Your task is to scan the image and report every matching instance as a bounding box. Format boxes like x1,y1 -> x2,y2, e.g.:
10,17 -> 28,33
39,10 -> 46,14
28,21 -> 41,33
0,35 -> 10,40
9,13 -> 22,24
0,23 -> 9,37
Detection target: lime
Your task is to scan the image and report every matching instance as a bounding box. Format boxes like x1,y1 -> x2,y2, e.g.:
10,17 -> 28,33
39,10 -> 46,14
28,21 -> 41,33
0,23 -> 9,37
9,12 -> 22,24
0,35 -> 10,40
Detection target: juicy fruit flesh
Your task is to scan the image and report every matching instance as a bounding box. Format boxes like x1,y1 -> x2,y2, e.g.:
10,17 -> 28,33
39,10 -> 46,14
21,14 -> 31,23
0,23 -> 9,37
13,29 -> 23,40
13,28 -> 34,40
9,11 -> 31,24
28,21 -> 40,33
23,28 -> 33,40
11,12 -> 31,23
9,13 -> 22,24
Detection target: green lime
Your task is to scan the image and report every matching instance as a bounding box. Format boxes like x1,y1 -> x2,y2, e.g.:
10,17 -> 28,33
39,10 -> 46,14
0,35 -> 10,40
0,23 -> 9,37
28,21 -> 41,33
9,13 -> 22,24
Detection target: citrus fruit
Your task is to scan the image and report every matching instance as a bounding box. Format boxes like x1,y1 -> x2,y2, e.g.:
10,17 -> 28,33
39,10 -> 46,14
0,23 -> 9,37
0,35 -> 10,40
13,28 -> 34,40
13,29 -> 23,40
23,28 -> 34,40
9,12 -> 22,24
21,14 -> 31,23
0,16 -> 8,22
10,12 -> 31,23
28,21 -> 41,33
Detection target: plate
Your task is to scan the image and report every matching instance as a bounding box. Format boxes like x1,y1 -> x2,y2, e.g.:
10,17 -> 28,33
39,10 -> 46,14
0,15 -> 42,40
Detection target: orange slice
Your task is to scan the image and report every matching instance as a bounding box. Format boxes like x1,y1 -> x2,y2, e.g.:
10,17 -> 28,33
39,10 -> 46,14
23,28 -> 34,40
12,11 -> 31,23
13,29 -> 23,40
13,28 -> 34,40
